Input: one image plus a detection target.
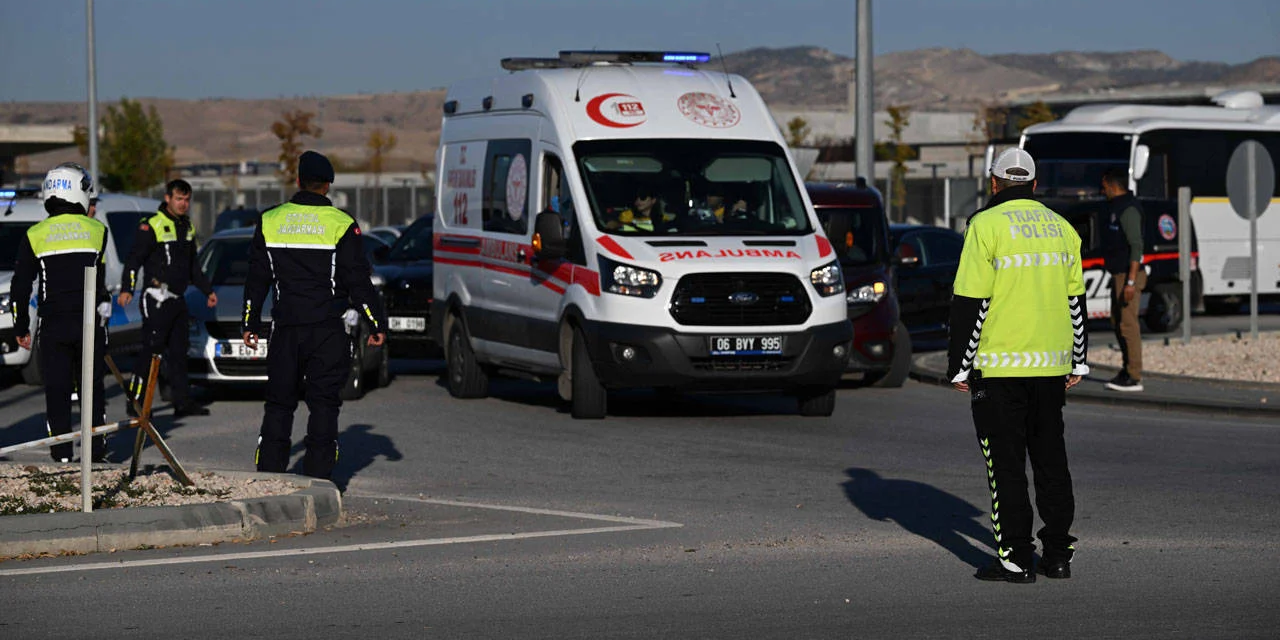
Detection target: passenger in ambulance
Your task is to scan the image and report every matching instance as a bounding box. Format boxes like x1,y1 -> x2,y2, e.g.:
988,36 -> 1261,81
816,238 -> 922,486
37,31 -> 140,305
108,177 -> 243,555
691,186 -> 748,224
605,186 -> 672,232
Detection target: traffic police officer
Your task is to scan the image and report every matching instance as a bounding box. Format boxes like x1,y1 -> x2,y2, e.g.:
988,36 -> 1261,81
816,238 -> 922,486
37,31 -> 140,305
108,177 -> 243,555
119,179 -> 217,417
10,163 -> 111,462
947,148 -> 1089,583
241,151 -> 386,479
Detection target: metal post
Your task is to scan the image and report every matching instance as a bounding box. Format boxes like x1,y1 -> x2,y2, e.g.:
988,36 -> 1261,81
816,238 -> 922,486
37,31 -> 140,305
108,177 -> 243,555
86,0 -> 99,188
944,177 -> 952,230
1178,187 -> 1192,345
80,266 -> 96,512
382,185 -> 390,227
409,184 -> 417,220
1248,149 -> 1259,341
356,186 -> 363,223
854,0 -> 874,184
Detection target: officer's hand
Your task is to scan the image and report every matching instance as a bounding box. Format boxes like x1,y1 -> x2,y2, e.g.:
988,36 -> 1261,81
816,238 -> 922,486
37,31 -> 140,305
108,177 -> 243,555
367,332 -> 385,347
207,292 -> 218,308
117,292 -> 133,307
1123,284 -> 1136,303
16,334 -> 31,350
243,331 -> 258,349
1066,375 -> 1082,390
953,381 -> 969,393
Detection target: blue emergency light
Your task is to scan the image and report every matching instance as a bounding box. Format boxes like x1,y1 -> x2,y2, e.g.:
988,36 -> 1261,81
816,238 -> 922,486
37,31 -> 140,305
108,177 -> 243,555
0,190 -> 16,199
662,52 -> 711,63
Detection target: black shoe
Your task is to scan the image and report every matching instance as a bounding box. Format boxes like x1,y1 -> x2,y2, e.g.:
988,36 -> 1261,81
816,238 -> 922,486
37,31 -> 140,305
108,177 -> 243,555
1040,557 -> 1072,579
1106,371 -> 1144,392
173,403 -> 211,418
975,559 -> 1036,583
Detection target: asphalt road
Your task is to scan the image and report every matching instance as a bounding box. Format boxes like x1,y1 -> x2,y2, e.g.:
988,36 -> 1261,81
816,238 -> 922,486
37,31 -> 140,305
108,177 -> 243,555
1,355 -> 1278,638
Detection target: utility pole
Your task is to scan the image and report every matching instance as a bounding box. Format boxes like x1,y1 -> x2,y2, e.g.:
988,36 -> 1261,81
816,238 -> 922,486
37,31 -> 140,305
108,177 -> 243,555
86,0 -> 100,189
855,0 -> 874,185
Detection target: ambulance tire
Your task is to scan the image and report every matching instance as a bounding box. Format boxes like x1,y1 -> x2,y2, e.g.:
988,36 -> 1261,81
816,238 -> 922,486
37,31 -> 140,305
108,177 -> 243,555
570,327 -> 607,419
796,387 -> 837,417
1144,284 -> 1183,334
446,317 -> 488,399
868,321 -> 912,388
21,344 -> 42,386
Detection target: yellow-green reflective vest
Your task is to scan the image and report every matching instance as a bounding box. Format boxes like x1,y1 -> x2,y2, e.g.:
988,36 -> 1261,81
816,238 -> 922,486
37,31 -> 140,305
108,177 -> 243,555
146,211 -> 195,244
27,214 -> 107,258
953,198 -> 1085,378
259,202 -> 352,248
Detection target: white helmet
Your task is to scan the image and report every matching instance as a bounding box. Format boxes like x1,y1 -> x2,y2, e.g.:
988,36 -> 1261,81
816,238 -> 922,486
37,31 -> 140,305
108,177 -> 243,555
42,162 -> 94,212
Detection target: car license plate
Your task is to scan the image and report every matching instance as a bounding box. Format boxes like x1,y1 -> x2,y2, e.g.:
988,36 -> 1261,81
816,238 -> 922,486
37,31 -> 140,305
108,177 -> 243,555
389,316 -> 426,332
217,341 -> 268,359
708,335 -> 783,356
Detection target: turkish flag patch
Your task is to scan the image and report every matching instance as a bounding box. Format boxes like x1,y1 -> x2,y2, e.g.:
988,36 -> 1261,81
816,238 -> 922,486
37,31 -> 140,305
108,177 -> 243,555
139,223 -> 150,231
353,226 -> 361,235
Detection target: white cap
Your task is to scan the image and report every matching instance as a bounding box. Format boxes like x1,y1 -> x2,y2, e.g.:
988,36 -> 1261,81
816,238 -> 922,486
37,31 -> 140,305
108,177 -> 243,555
42,162 -> 94,212
991,148 -> 1036,182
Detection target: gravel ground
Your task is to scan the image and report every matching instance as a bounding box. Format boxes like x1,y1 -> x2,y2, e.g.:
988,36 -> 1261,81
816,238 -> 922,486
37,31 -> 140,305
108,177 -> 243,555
1088,331 -> 1280,383
0,465 -> 299,515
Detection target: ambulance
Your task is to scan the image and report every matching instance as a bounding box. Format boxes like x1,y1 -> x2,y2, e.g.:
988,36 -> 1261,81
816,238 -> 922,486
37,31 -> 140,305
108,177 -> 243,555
430,50 -> 853,419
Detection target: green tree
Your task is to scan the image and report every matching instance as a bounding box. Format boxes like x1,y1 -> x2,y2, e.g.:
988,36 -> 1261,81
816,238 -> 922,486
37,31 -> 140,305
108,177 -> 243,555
1015,101 -> 1056,131
73,98 -> 173,192
884,105 -> 913,218
785,116 -> 811,147
271,110 -> 323,186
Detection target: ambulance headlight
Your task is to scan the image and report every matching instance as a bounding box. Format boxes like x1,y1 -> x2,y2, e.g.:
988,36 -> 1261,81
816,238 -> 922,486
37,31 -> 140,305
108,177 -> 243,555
846,281 -> 886,304
809,261 -> 845,297
599,256 -> 662,298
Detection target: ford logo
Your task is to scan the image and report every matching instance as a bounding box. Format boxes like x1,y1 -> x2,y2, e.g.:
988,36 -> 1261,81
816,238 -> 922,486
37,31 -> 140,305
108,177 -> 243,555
729,292 -> 759,305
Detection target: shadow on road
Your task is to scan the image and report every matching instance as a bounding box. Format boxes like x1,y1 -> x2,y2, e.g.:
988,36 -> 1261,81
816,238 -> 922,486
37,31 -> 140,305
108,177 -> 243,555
841,467 -> 993,569
288,422 -> 403,491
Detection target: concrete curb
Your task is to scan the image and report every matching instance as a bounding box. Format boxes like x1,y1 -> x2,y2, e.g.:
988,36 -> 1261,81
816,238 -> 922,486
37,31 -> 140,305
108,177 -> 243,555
0,468 -> 342,558
909,353 -> 1280,417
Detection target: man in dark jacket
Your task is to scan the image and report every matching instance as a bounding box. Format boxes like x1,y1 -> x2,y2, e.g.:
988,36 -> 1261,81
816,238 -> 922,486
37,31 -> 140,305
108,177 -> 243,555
1100,167 -> 1145,392
242,151 -> 386,479
118,179 -> 217,417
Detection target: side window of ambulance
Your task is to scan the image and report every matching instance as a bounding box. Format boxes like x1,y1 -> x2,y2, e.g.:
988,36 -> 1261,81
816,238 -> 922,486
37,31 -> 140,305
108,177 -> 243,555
483,139 -> 532,235
542,154 -> 587,265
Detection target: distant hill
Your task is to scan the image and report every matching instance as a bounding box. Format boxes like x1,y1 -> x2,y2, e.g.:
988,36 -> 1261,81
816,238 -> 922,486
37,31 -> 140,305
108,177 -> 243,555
3,47 -> 1275,169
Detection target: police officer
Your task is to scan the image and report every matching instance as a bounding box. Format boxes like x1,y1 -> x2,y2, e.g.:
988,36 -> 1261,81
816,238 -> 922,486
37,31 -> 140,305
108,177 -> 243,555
947,148 -> 1089,583
118,179 -> 217,417
1100,167 -> 1145,392
242,151 -> 386,479
10,163 -> 111,462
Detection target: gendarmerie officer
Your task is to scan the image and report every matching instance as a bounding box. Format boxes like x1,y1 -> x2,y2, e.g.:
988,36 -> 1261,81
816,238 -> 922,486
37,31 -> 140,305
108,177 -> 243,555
10,163 -> 111,462
118,179 -> 217,417
241,151 -> 386,479
947,148 -> 1089,583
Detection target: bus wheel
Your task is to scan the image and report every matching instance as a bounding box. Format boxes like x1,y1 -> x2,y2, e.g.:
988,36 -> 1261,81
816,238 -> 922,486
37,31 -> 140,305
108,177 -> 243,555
1144,284 -> 1183,333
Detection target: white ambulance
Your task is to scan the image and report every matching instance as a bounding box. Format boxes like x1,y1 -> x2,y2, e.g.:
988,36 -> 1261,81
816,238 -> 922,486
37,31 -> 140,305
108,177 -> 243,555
431,51 -> 853,419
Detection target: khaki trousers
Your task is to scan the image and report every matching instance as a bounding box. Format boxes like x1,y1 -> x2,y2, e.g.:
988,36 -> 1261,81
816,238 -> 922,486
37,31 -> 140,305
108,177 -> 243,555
1110,270 -> 1146,379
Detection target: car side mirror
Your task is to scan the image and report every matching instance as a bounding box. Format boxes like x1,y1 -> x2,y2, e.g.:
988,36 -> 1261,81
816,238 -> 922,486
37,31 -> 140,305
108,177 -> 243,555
533,210 -> 566,261
373,245 -> 390,263
893,254 -> 920,267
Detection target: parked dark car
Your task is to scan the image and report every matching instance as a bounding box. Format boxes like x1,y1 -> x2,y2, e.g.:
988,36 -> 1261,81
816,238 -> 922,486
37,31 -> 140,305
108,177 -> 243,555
214,207 -> 261,232
889,223 -> 965,350
808,183 -> 911,387
372,215 -> 437,358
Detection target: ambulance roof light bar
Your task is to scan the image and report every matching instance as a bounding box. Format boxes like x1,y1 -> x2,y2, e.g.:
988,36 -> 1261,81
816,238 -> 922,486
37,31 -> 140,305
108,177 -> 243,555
501,51 -> 712,71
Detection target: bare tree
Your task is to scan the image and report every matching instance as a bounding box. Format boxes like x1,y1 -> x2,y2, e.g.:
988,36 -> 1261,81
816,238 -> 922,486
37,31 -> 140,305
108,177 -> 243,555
366,127 -> 398,225
271,110 -> 323,186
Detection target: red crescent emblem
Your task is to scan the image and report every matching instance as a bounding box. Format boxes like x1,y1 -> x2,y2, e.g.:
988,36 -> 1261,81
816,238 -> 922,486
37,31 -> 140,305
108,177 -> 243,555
587,93 -> 645,129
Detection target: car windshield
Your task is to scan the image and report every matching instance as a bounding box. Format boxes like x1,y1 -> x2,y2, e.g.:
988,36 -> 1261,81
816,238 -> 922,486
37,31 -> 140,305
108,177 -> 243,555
816,207 -> 887,267
1023,132 -> 1131,198
199,237 -> 252,286
387,217 -> 433,261
574,139 -> 813,236
0,222 -> 37,271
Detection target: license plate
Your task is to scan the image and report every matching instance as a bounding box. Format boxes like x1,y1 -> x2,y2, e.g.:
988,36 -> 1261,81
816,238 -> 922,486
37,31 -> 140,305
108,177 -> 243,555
708,335 -> 783,356
389,316 -> 427,332
217,341 -> 268,359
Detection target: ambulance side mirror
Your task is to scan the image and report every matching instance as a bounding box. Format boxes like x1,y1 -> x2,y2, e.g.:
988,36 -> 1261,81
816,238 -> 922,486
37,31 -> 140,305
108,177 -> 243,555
533,210 -> 566,261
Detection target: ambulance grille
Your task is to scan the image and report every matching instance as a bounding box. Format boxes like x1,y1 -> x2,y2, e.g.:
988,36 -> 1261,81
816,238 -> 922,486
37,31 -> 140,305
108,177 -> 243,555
669,273 -> 811,326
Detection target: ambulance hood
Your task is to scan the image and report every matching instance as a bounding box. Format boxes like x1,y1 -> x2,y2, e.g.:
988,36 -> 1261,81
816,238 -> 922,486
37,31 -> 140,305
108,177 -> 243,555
592,232 -> 838,278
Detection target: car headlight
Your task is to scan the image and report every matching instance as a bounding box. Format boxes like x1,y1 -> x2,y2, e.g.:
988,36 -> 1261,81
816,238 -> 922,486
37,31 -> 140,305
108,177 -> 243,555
846,281 -> 887,304
370,273 -> 385,289
599,256 -> 662,298
0,293 -> 10,315
809,261 -> 845,297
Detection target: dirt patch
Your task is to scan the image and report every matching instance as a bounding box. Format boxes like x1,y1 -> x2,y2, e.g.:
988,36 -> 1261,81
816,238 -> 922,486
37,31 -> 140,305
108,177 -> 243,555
0,465 -> 299,515
1089,332 -> 1280,383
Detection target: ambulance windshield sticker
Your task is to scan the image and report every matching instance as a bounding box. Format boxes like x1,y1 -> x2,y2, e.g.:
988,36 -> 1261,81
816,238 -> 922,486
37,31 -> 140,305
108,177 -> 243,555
1158,214 -> 1177,241
677,92 -> 740,128
506,153 -> 528,221
586,93 -> 647,128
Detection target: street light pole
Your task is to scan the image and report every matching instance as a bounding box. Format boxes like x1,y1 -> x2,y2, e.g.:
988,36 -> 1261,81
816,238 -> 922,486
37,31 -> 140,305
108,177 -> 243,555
86,0 -> 100,189
854,0 -> 874,185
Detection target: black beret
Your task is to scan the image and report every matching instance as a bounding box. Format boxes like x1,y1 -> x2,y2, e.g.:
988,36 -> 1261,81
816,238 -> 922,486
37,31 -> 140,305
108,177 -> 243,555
298,150 -> 335,183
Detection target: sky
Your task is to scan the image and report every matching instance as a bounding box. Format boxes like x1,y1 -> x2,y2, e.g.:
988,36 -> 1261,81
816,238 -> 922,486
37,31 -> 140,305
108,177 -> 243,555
1,0 -> 1276,102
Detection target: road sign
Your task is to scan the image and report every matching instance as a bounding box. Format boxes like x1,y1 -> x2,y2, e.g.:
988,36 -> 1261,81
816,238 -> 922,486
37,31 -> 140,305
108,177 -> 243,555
1226,140 -> 1275,220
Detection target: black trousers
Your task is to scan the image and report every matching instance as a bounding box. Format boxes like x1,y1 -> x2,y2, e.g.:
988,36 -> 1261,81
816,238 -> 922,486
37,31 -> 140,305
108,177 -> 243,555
39,314 -> 107,461
969,374 -> 1076,571
256,319 -> 351,479
130,296 -> 191,407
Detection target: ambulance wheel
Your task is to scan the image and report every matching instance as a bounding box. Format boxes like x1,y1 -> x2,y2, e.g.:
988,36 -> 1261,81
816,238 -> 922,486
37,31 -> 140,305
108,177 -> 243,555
570,327 -> 607,419
446,317 -> 488,399
21,344 -> 42,386
868,321 -> 912,388
1144,284 -> 1183,334
340,343 -> 365,401
796,387 -> 836,417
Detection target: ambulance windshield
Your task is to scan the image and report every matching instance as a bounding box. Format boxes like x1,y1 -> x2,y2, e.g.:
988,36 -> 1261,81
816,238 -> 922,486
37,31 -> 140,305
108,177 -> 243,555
574,139 -> 813,236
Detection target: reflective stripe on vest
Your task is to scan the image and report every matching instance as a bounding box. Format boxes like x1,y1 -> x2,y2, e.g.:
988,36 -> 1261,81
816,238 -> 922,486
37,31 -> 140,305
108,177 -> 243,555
260,202 -> 351,249
27,214 -> 107,258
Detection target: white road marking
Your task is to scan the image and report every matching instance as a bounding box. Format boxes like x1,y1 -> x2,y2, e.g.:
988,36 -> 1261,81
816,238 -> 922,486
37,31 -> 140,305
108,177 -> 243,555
0,495 -> 682,577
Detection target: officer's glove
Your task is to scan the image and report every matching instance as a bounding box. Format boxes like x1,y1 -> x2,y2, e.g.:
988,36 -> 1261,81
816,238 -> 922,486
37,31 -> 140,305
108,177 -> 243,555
342,308 -> 360,328
96,302 -> 113,320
